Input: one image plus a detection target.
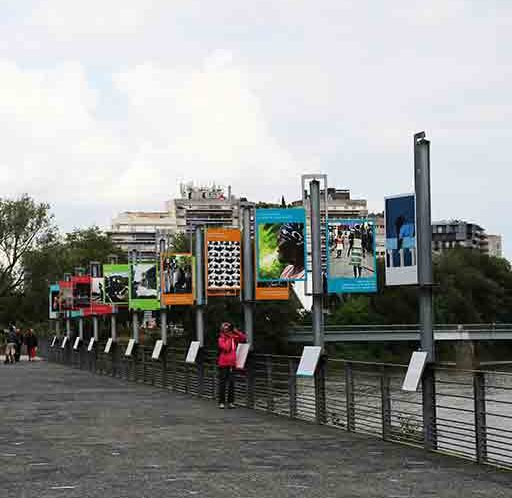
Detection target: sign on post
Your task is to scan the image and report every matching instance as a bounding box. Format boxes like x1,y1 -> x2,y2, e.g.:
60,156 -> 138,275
125,339 -> 136,357
236,343 -> 251,369
73,337 -> 81,350
296,346 -> 322,377
402,351 -> 428,391
152,339 -> 164,360
61,336 -> 69,349
104,338 -> 113,354
185,341 -> 201,364
87,338 -> 95,352
50,336 -> 57,348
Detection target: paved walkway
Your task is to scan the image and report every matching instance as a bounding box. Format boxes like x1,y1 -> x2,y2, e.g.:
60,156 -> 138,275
1,361 -> 511,498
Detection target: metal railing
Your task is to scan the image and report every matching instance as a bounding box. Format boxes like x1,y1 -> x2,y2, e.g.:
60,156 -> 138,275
43,339 -> 512,470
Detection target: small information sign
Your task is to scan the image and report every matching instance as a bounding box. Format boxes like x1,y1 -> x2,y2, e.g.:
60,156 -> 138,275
61,336 -> 69,349
73,337 -> 81,351
236,343 -> 250,369
296,346 -> 322,377
87,338 -> 95,352
185,341 -> 200,364
125,339 -> 136,357
50,336 -> 57,348
152,340 -> 164,360
104,338 -> 113,354
402,351 -> 428,392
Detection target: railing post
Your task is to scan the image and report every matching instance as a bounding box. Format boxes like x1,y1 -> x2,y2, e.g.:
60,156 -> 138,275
473,371 -> 488,464
345,362 -> 356,432
265,356 -> 274,412
162,345 -> 167,389
381,367 -> 392,441
288,358 -> 297,419
197,348 -> 205,398
246,354 -> 255,409
422,364 -> 437,450
315,355 -> 327,424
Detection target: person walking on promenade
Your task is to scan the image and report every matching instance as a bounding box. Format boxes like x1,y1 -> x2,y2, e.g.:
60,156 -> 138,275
217,322 -> 246,409
5,324 -> 17,364
25,329 -> 38,362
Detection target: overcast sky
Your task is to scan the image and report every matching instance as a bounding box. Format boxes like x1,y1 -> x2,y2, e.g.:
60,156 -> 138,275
1,1 -> 510,258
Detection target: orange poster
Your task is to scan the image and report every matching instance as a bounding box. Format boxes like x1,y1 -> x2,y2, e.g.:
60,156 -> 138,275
161,253 -> 195,306
205,228 -> 242,296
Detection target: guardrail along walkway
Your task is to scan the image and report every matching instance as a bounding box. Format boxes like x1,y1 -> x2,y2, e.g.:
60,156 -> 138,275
1,361 -> 511,498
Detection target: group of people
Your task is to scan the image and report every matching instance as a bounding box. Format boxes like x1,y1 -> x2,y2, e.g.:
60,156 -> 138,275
3,323 -> 38,364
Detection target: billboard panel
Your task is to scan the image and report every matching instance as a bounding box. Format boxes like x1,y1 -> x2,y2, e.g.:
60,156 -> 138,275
161,253 -> 194,305
327,219 -> 377,293
206,228 -> 241,296
129,262 -> 160,310
90,277 -> 113,315
59,281 -> 73,311
103,264 -> 129,305
385,194 -> 418,286
49,284 -> 60,319
71,276 -> 91,309
256,208 -> 306,282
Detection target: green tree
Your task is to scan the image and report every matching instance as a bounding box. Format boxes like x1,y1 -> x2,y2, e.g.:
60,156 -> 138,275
0,194 -> 54,298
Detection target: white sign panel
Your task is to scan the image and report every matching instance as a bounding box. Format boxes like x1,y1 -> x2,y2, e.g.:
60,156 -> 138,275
152,340 -> 164,360
236,343 -> 250,369
73,337 -> 81,350
50,336 -> 57,348
385,194 -> 418,286
104,338 -> 113,354
61,336 -> 69,349
125,339 -> 136,357
87,338 -> 95,352
185,341 -> 200,364
402,351 -> 428,392
296,346 -> 322,377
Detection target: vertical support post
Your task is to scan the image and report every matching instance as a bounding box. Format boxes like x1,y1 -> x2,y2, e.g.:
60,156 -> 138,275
66,317 -> 71,338
56,320 -> 61,337
242,205 -> 254,346
132,312 -> 139,343
288,358 -> 297,418
345,362 -> 356,432
161,309 -> 167,345
309,180 -> 324,350
314,356 -> 327,424
415,131 -> 437,451
195,226 -> 205,346
381,367 -> 392,441
474,371 -> 488,464
111,313 -> 117,342
93,316 -> 99,341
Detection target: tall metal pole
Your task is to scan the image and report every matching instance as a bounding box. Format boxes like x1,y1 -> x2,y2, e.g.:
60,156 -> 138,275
242,205 -> 254,346
414,132 -> 434,362
66,316 -> 71,338
310,180 -> 324,349
93,316 -> 99,341
111,314 -> 117,342
78,317 -> 84,340
195,226 -> 205,346
159,238 -> 168,345
414,131 -> 437,451
130,249 -> 139,343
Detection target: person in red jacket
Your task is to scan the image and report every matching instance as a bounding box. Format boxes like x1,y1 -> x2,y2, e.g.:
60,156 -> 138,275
217,322 -> 246,409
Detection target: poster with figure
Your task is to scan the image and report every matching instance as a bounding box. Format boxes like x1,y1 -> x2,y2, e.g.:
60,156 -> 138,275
129,262 -> 160,310
59,281 -> 74,311
327,219 -> 377,293
161,253 -> 194,305
206,228 -> 242,296
49,284 -> 60,319
90,277 -> 112,315
256,208 -> 306,282
385,194 -> 418,286
103,264 -> 130,304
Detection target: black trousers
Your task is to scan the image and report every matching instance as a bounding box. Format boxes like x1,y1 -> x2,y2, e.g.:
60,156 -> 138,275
218,367 -> 235,404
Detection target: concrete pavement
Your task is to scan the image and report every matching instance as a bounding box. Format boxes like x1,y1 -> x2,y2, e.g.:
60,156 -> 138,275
1,360 -> 511,497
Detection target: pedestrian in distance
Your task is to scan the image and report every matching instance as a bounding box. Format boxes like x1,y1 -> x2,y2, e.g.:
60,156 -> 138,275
25,328 -> 38,362
5,323 -> 17,364
15,327 -> 23,362
217,322 -> 246,409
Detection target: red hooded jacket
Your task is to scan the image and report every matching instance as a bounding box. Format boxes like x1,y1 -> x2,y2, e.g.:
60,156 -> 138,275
217,330 -> 246,367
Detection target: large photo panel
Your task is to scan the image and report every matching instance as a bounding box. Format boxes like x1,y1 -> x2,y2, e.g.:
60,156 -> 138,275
129,262 -> 160,310
256,208 -> 306,282
385,194 -> 418,286
161,252 -> 195,305
327,219 -> 377,293
103,264 -> 130,304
